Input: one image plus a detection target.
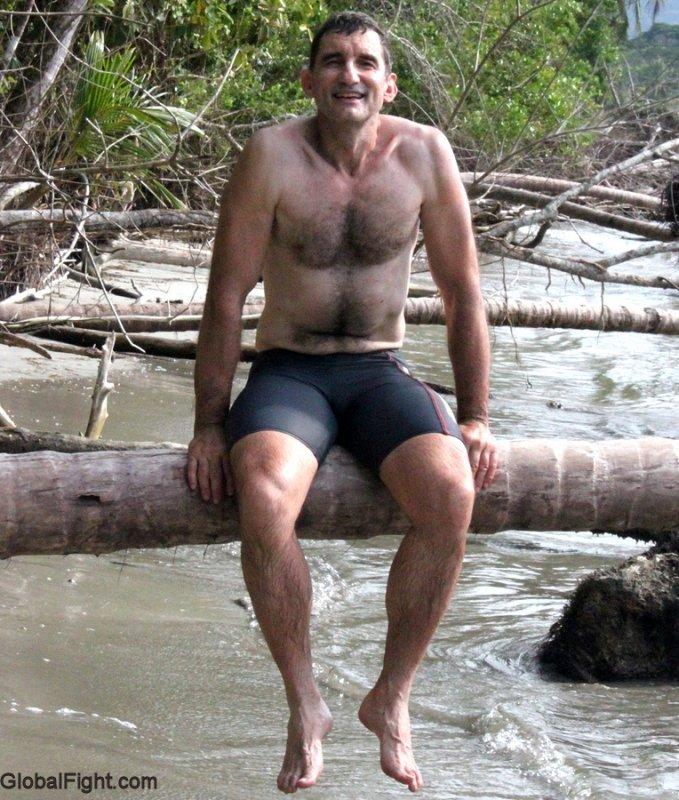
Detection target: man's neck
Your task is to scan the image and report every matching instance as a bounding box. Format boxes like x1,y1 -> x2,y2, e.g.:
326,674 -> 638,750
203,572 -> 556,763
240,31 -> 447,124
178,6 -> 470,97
313,114 -> 381,176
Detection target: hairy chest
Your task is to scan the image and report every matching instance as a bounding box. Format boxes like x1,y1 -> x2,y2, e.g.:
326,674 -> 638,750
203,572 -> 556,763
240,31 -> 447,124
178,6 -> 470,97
272,167 -> 421,269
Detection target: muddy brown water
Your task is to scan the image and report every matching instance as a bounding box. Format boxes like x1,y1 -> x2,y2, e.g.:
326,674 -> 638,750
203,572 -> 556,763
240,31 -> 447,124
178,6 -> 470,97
0,222 -> 677,799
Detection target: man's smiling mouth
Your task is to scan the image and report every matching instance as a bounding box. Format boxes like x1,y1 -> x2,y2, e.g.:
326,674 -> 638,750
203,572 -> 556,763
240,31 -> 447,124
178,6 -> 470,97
333,92 -> 365,99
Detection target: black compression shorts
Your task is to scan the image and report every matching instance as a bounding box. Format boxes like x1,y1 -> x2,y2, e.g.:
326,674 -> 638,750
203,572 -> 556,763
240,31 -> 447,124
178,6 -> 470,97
226,348 -> 463,473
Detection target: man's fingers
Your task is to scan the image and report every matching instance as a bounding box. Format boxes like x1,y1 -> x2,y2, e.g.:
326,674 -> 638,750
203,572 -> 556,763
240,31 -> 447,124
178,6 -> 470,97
483,447 -> 499,490
187,455 -> 197,491
209,460 -> 223,505
467,440 -> 481,477
474,447 -> 490,491
197,459 -> 211,503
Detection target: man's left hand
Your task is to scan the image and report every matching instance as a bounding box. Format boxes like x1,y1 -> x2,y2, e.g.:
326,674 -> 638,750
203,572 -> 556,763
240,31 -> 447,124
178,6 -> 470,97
458,420 -> 498,492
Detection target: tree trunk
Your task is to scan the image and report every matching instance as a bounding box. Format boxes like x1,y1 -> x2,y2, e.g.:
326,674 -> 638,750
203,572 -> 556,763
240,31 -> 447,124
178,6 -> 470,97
0,0 -> 88,202
476,185 -> 674,241
461,172 -> 661,211
0,208 -> 215,233
485,137 -> 679,240
0,437 -> 676,558
6,297 -> 678,341
0,301 -> 226,324
479,239 -> 679,291
405,297 -> 679,335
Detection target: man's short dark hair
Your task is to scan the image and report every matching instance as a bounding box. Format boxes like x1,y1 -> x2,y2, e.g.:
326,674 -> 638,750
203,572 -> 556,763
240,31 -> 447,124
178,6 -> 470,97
309,12 -> 391,71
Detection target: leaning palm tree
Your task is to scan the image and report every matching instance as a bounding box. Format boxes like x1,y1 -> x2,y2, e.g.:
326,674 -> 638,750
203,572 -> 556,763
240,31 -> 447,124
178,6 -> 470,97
59,31 -> 203,208
621,0 -> 667,34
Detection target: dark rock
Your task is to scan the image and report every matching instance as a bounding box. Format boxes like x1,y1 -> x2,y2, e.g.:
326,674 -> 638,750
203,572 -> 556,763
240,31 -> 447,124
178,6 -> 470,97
538,534 -> 679,681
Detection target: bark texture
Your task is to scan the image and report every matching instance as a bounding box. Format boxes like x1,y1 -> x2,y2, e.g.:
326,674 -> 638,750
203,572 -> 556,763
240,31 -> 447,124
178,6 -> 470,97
476,184 -> 675,240
0,208 -> 215,233
405,297 -> 679,335
461,172 -> 661,211
1,437 -> 677,558
538,537 -> 679,681
6,297 -> 678,338
0,0 -> 88,196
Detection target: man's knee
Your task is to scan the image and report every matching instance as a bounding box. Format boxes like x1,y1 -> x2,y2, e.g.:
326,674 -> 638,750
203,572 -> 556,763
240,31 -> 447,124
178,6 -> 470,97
383,436 -> 475,540
416,466 -> 475,534
230,432 -> 316,527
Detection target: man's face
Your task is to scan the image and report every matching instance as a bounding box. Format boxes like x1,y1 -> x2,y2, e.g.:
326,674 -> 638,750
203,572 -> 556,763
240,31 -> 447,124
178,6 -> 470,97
301,30 -> 397,124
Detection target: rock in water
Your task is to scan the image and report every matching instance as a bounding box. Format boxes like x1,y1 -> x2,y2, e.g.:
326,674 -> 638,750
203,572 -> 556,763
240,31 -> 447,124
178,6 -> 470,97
538,536 -> 679,681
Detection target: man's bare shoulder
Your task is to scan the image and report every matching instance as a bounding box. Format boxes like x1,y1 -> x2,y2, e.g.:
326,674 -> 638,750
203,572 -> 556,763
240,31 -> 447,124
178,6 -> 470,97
248,117 -> 310,156
381,116 -> 453,172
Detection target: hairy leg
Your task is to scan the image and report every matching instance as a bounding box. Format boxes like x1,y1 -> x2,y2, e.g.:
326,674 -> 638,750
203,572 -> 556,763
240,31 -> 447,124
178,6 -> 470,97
358,434 -> 474,793
230,431 -> 332,794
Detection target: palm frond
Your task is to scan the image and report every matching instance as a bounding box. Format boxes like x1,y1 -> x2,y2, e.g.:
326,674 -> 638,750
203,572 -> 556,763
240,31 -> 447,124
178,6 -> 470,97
61,33 -> 203,207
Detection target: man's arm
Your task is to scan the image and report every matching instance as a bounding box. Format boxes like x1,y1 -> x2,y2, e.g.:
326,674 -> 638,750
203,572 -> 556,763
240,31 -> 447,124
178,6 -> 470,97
419,128 -> 497,490
187,130 -> 278,503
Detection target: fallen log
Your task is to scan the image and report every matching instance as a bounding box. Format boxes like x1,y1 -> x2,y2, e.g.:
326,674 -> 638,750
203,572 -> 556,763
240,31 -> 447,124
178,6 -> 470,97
11,296 -> 679,347
476,185 -> 674,241
461,172 -> 661,211
479,239 -> 679,291
0,300 -> 211,324
486,137 -> 679,240
404,297 -> 679,335
0,427 -> 183,454
0,208 -> 215,234
1,437 -> 676,558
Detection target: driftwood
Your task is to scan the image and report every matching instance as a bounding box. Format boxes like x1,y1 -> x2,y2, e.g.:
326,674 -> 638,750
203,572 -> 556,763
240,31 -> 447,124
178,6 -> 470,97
6,295 -> 678,348
0,300 -> 257,324
0,208 -> 215,233
461,172 -> 661,211
12,334 -> 103,359
476,185 -> 674,241
479,240 -> 679,291
0,404 -> 15,429
0,436 -> 677,558
486,137 -> 679,240
0,328 -> 52,357
0,427 -> 183,454
84,334 -> 115,439
2,198 -> 670,240
26,326 -> 259,360
405,297 -> 679,334
33,325 -> 202,358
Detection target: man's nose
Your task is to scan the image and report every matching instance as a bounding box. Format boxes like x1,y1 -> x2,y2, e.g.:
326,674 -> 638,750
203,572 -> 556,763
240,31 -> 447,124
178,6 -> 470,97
340,60 -> 360,83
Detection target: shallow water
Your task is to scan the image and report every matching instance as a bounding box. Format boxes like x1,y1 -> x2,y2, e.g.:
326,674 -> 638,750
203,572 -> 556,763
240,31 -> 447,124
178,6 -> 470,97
0,222 -> 677,799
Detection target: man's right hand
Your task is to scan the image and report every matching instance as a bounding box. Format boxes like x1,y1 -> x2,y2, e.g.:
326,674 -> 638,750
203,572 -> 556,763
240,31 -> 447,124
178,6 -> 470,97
186,424 -> 233,504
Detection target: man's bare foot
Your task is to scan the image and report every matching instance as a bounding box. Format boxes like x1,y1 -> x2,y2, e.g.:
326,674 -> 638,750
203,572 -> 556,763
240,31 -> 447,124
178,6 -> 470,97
358,684 -> 423,793
277,698 -> 333,793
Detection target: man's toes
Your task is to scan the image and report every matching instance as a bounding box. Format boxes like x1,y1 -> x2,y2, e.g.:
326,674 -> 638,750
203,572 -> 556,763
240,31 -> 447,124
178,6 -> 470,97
297,758 -> 323,789
296,761 -> 322,789
277,767 -> 295,794
408,767 -> 423,792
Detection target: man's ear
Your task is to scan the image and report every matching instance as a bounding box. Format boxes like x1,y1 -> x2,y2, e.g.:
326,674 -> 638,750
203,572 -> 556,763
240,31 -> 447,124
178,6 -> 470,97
300,67 -> 314,98
384,72 -> 398,104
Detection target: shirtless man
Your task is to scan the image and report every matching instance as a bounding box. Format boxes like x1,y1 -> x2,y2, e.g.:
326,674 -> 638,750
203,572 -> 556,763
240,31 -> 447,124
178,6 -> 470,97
186,11 -> 497,794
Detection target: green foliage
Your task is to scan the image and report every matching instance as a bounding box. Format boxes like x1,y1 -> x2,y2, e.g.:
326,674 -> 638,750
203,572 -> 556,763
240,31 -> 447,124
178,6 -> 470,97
373,0 -> 625,161
164,0 -> 626,163
61,31 -> 204,207
0,0 -> 640,203
622,23 -> 679,106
